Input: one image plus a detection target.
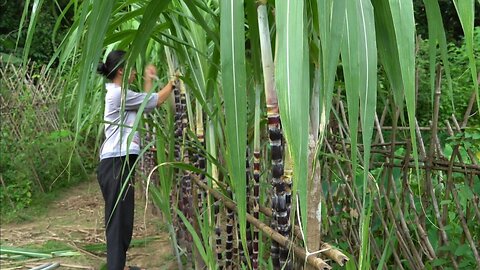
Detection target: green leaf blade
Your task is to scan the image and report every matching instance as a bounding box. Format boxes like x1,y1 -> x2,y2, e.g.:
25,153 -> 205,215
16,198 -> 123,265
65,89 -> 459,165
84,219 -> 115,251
220,0 -> 248,258
275,0 -> 310,234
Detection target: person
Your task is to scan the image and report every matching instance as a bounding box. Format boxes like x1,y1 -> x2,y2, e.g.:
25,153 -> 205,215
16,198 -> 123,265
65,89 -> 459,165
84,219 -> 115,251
96,50 -> 174,270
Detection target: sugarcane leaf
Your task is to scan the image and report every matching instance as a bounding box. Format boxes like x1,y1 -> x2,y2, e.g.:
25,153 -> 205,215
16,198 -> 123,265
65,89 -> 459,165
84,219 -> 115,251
176,209 -> 208,263
275,0 -> 310,233
0,246 -> 52,259
220,0 -> 248,260
246,0 -> 262,83
125,0 -> 172,74
387,0 -> 418,173
423,0 -> 453,111
52,0 -> 75,45
341,3 -> 360,182
16,0 -> 31,49
22,0 -> 45,65
183,0 -> 219,46
452,0 -> 479,110
75,0 -> 116,135
342,0 -> 377,268
376,225 -> 397,270
317,0 -> 346,140
371,0 -> 404,107
108,7 -> 145,33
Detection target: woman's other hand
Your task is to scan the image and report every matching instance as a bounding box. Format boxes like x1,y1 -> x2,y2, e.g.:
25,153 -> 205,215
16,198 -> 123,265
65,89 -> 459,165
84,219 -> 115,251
144,64 -> 158,80
143,64 -> 157,92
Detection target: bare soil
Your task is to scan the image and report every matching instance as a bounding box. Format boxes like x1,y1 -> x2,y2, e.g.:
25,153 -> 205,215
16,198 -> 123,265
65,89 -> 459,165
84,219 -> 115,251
0,179 -> 177,270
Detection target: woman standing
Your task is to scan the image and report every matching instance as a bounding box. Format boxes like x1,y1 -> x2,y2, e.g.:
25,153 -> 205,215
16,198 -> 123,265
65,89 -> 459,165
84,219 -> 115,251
96,50 -> 173,270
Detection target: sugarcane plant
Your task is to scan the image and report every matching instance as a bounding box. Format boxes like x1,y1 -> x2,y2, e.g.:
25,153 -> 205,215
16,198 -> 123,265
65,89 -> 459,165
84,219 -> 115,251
20,0 -> 480,269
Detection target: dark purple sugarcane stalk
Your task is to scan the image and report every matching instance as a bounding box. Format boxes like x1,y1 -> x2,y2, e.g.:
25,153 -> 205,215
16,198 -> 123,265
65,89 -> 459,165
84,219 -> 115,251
225,187 -> 235,270
252,149 -> 260,270
195,119 -> 206,210
171,80 -> 184,237
278,151 -> 292,269
178,80 -> 193,234
268,107 -> 283,269
214,199 -> 223,269
237,150 -> 252,267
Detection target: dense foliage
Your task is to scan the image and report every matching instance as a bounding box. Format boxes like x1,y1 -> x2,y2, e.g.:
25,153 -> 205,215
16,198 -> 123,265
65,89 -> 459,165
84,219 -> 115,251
413,27 -> 480,126
0,0 -> 72,65
413,0 -> 480,42
0,62 -> 93,220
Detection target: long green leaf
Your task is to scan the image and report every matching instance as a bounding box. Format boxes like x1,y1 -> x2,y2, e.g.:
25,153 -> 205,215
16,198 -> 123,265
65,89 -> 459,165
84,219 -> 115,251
22,0 -> 46,65
317,0 -> 346,141
126,0 -> 172,73
75,0 -> 115,133
342,0 -> 377,268
371,0 -> 404,107
453,0 -> 479,110
220,0 -> 248,258
183,0 -> 219,46
245,0 -> 262,83
387,0 -> 418,175
176,209 -> 208,263
275,0 -> 310,233
424,0 -> 454,110
16,0 -> 31,49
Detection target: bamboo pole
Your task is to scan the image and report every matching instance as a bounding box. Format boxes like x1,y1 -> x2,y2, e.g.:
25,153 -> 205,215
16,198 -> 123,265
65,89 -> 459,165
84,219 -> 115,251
371,109 -> 406,270
191,176 -> 332,270
386,106 -> 422,269
371,107 -> 423,270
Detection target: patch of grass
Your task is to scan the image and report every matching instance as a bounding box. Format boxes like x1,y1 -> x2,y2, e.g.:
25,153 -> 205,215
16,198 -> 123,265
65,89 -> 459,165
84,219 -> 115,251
1,176 -> 96,224
19,240 -> 72,252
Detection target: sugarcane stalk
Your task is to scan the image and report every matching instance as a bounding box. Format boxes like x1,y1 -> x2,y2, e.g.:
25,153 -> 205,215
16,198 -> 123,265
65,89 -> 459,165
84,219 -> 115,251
255,199 -> 350,267
214,199 -> 223,269
237,149 -> 252,267
258,3 -> 285,268
143,121 -> 160,215
192,175 -> 332,270
179,79 -> 194,240
225,187 -> 235,270
278,145 -> 292,269
269,110 -> 283,269
171,79 -> 184,239
195,101 -> 206,210
252,84 -> 262,270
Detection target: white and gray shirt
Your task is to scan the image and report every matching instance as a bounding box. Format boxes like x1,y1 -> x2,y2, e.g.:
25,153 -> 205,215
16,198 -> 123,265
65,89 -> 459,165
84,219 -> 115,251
100,83 -> 158,160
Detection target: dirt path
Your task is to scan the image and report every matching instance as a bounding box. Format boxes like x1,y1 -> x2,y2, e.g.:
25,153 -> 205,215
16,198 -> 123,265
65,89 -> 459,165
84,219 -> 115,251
1,179 -> 176,270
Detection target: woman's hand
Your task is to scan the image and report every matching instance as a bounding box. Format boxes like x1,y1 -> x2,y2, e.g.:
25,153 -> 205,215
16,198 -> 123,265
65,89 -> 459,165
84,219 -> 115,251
144,64 -> 158,80
168,70 -> 181,84
143,64 -> 157,92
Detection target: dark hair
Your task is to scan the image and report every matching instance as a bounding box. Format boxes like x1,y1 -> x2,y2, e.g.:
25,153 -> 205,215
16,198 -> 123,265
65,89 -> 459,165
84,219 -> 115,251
97,50 -> 126,80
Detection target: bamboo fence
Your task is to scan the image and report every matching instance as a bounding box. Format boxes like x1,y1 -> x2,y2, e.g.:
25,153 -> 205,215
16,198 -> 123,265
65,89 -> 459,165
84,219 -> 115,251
0,61 -> 64,193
